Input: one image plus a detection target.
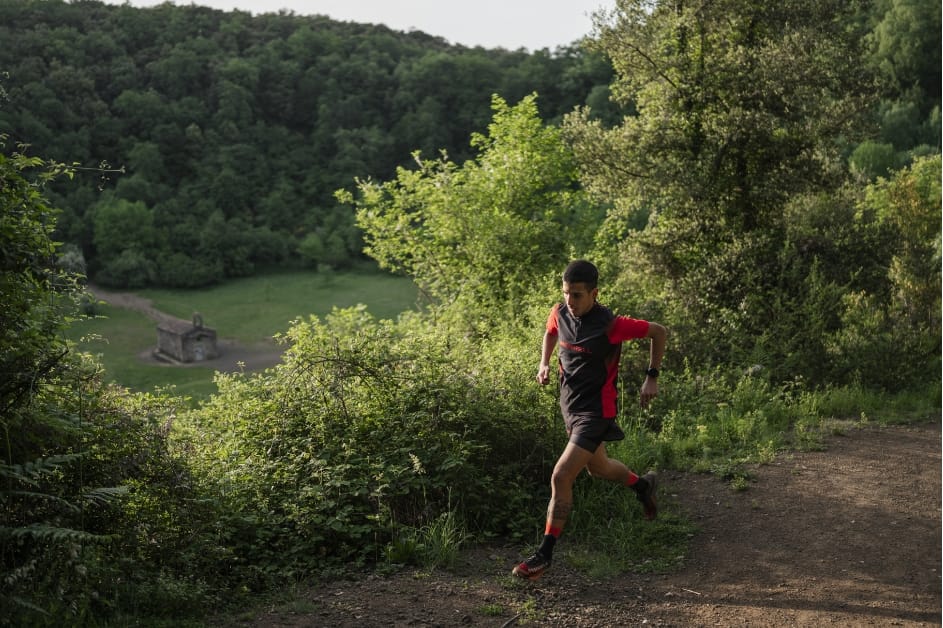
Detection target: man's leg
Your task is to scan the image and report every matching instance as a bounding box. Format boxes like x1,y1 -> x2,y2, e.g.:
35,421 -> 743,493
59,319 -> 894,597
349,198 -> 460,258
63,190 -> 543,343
512,442 -> 595,580
586,443 -> 658,520
585,442 -> 632,482
546,441 -> 596,532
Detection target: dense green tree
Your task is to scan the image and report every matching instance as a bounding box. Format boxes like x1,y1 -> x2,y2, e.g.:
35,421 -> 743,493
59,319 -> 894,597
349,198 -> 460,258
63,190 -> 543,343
865,154 -> 941,330
0,146 -> 74,422
348,94 -> 594,329
848,139 -> 899,181
565,0 -> 879,378
824,155 -> 941,388
297,231 -> 324,267
90,197 -> 157,261
849,0 -> 942,181
869,0 -> 941,115
0,0 -> 934,302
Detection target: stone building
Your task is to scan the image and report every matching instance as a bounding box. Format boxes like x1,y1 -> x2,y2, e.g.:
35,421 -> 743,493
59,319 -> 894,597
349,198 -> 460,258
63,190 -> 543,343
156,313 -> 218,363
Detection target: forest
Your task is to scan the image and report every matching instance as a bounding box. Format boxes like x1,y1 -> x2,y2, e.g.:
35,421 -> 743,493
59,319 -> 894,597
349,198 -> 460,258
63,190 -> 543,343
1,0 -> 940,625
0,0 -> 618,287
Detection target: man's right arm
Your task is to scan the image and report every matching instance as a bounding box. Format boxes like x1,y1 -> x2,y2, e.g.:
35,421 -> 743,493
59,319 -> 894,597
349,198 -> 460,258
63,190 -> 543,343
536,331 -> 558,385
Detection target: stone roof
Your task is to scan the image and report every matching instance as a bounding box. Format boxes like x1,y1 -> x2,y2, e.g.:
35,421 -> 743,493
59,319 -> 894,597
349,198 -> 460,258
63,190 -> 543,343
157,313 -> 215,336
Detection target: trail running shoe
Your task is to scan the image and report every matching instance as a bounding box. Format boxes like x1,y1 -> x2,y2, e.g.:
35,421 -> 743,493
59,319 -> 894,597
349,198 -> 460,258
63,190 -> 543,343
512,551 -> 551,581
635,471 -> 658,520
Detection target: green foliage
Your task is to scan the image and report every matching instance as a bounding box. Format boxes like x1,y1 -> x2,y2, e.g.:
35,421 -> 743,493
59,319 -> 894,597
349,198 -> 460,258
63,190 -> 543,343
2,3 -> 940,624
91,197 -> 157,264
0,140 -> 225,626
383,509 -> 470,570
349,94 -> 598,328
0,0 -> 614,288
574,0 -> 874,229
180,304 -> 560,577
564,0 -> 940,390
564,479 -> 696,576
297,232 -> 325,268
0,145 -> 76,422
850,0 -> 940,181
868,0 -> 941,115
825,155 -> 941,389
849,140 -> 899,181
613,365 -> 938,487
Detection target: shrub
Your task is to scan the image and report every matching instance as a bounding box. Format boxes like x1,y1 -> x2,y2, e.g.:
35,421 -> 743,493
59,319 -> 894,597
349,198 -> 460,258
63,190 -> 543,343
182,305 -> 560,576
1,142 -> 223,626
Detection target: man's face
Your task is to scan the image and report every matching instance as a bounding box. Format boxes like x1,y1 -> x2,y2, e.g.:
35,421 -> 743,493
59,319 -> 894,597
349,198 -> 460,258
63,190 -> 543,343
562,281 -> 598,318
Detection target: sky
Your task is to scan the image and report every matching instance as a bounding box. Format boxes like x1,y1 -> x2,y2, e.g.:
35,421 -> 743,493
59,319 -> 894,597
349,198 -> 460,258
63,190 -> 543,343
97,0 -> 617,51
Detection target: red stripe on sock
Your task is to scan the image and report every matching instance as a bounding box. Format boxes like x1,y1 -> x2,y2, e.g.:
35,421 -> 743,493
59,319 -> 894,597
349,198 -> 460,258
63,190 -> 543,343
545,524 -> 562,538
625,471 -> 639,486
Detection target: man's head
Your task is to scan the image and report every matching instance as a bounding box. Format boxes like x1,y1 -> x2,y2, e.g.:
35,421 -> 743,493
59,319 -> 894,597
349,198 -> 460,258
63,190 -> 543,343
561,260 -> 599,318
562,260 -> 598,288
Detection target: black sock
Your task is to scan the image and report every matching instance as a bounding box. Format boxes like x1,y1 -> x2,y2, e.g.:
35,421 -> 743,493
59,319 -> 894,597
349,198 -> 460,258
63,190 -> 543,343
537,533 -> 556,559
632,476 -> 649,494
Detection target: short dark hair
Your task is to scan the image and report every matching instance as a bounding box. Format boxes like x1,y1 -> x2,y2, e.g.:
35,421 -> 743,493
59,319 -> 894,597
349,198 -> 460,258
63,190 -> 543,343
563,260 -> 598,288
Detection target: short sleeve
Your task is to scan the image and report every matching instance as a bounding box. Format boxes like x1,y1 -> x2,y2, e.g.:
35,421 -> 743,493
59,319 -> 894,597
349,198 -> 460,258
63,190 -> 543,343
546,304 -> 560,335
607,316 -> 649,342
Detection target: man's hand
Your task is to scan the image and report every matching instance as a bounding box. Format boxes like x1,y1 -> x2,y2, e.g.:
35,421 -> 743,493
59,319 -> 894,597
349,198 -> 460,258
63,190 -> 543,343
536,364 -> 551,385
640,376 -> 658,407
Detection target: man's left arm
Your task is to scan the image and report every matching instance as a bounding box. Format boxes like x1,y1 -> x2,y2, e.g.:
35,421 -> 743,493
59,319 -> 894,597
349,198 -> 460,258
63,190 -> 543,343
640,322 -> 667,407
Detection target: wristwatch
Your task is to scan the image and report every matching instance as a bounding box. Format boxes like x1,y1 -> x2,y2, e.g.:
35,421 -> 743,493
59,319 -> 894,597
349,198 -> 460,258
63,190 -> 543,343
645,367 -> 660,378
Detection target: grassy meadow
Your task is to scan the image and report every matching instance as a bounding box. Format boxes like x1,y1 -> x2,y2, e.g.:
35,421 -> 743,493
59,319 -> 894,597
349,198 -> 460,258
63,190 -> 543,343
135,270 -> 422,342
66,271 -> 420,402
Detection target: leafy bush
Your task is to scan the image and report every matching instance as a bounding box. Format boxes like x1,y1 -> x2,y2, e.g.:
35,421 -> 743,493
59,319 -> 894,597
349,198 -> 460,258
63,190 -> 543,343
95,247 -> 158,288
825,155 -> 941,389
849,140 -> 898,181
0,142 -> 222,626
182,305 -> 561,577
348,94 -> 592,328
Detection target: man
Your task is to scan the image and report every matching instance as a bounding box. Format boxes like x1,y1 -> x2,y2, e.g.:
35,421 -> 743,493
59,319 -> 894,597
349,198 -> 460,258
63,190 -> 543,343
513,260 -> 667,581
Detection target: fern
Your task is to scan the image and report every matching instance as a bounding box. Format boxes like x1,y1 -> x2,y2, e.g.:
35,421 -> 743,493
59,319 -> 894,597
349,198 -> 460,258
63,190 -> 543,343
1,557 -> 37,588
1,490 -> 81,513
0,453 -> 86,487
81,486 -> 129,506
0,523 -> 115,544
6,594 -> 50,618
20,454 -> 86,473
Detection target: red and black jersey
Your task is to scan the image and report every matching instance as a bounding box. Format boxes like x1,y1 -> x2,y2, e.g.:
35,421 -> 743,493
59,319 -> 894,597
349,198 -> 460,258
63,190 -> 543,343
546,302 -> 650,419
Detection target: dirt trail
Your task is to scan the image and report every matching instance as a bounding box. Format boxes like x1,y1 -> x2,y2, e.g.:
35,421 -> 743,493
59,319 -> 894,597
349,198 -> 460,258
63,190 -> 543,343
88,284 -> 191,327
239,420 -> 941,627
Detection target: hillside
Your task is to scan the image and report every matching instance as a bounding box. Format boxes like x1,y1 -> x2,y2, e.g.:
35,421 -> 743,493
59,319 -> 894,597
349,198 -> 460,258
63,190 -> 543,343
0,0 -> 615,287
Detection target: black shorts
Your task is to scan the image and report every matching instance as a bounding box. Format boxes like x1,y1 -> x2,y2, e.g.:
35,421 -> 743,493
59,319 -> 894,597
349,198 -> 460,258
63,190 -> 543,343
564,413 -> 626,453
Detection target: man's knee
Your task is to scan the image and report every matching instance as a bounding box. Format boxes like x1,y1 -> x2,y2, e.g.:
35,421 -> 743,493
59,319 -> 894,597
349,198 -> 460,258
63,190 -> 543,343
550,466 -> 577,490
